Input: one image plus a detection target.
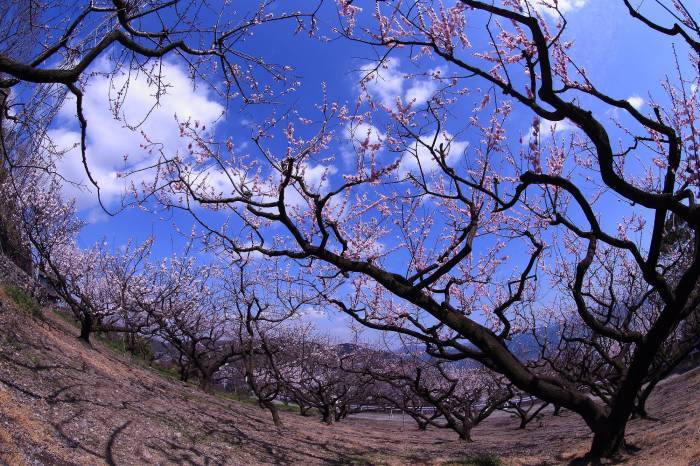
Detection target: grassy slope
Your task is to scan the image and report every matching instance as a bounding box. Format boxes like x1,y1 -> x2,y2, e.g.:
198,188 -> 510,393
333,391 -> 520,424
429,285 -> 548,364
0,293 -> 698,466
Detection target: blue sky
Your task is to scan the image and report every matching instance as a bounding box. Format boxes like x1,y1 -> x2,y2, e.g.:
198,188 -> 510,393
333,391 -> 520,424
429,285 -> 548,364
46,0 -> 695,340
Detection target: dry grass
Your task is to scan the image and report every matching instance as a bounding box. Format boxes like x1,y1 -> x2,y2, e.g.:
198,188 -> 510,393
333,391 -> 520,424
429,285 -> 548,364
0,300 -> 698,465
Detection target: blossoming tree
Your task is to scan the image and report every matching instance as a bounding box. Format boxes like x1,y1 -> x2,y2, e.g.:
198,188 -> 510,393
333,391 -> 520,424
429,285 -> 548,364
0,0 -> 698,460
152,0 -> 699,458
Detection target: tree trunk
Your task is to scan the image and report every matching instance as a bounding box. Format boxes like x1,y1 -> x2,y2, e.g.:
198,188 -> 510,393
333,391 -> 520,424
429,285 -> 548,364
518,416 -> 527,429
588,418 -> 627,459
263,401 -> 283,428
334,404 -> 348,422
458,428 -> 473,442
632,380 -> 657,419
79,314 -> 92,344
321,406 -> 333,425
631,403 -> 649,420
126,332 -> 136,354
199,374 -> 213,393
178,355 -> 190,382
586,299 -> 690,458
455,418 -> 474,442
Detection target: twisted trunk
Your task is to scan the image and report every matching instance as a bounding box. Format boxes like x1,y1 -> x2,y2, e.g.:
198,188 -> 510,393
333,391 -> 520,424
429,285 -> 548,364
632,381 -> 658,419
589,419 -> 628,459
320,405 -> 333,425
78,313 -> 92,344
198,372 -> 214,393
262,400 -> 283,428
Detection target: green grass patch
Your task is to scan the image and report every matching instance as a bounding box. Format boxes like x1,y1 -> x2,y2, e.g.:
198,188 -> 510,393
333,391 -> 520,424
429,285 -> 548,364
442,453 -> 502,466
276,402 -> 303,413
218,392 -> 259,405
96,333 -> 154,361
144,361 -> 181,381
51,308 -> 80,328
3,284 -> 42,319
93,332 -> 183,381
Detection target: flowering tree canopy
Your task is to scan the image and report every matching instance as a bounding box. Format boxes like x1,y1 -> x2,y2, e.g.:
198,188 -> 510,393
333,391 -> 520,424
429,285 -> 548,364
1,0 -> 699,460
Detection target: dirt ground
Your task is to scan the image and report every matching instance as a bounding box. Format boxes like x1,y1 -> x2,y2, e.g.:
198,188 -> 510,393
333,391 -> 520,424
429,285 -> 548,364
0,296 -> 699,466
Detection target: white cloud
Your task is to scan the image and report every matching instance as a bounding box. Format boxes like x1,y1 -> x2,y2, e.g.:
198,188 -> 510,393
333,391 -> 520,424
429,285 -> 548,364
627,95 -> 645,110
48,58 -> 224,210
185,158 -> 336,214
543,118 -> 577,134
400,131 -> 469,176
297,306 -> 327,320
404,79 -> 438,106
343,122 -> 385,147
536,0 -> 587,18
340,122 -> 386,165
359,59 -> 439,107
523,118 -> 577,145
360,59 -> 404,106
301,162 -> 338,191
278,162 -> 337,208
189,165 -> 249,200
555,0 -> 587,13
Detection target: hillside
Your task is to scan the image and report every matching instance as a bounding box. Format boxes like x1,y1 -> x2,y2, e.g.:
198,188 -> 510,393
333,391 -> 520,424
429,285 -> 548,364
0,294 -> 699,465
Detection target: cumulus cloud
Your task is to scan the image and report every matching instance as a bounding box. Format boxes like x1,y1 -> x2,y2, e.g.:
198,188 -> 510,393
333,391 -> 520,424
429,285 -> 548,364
301,162 -> 338,191
400,131 -> 469,176
277,162 -> 338,209
343,122 -> 385,147
627,95 -> 645,110
359,59 -> 439,107
188,165 -> 250,199
404,79 -> 439,106
48,58 -> 224,211
523,118 -> 577,145
340,121 -> 386,165
185,157 -> 336,215
297,306 -> 327,320
360,59 -> 405,106
536,0 -> 587,18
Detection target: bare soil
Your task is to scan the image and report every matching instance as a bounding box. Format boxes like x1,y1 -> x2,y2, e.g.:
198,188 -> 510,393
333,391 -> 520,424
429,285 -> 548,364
0,296 -> 698,465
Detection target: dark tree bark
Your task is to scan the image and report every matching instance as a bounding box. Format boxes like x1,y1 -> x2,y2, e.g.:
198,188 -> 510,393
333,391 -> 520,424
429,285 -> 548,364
456,423 -> 473,443
261,400 -> 283,428
299,404 -> 312,417
198,373 -> 214,393
321,405 -> 333,425
589,421 -> 629,460
632,381 -> 658,420
78,313 -> 92,344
